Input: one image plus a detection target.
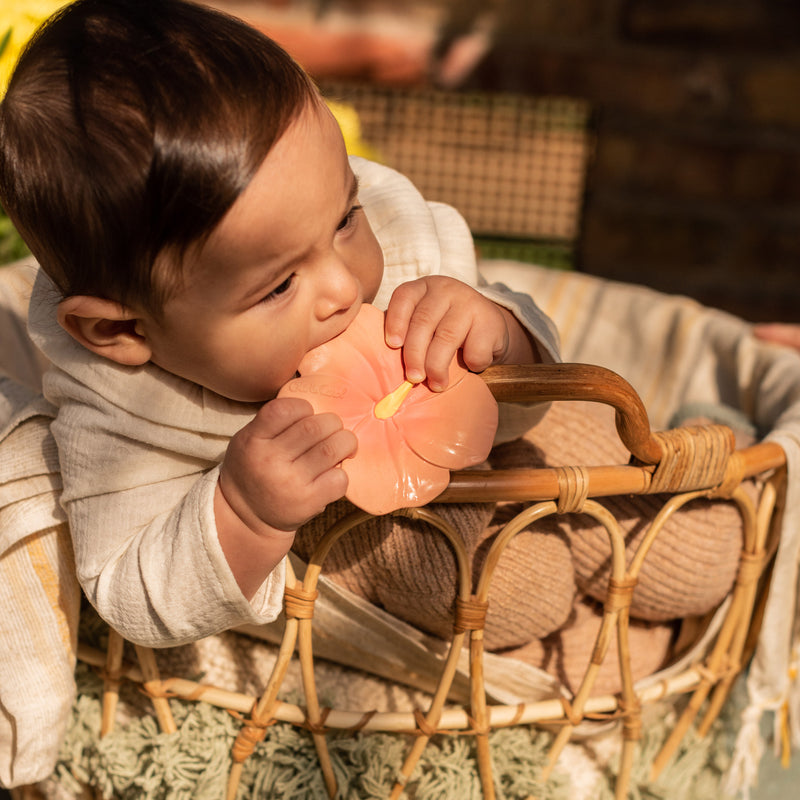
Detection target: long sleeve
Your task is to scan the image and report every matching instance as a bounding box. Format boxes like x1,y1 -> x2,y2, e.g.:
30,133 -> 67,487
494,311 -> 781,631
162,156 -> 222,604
49,384 -> 286,647
65,462 -> 285,647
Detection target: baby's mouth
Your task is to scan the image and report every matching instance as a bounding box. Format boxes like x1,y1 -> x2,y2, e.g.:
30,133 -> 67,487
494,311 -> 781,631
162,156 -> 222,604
297,303 -> 368,378
326,304 -> 365,346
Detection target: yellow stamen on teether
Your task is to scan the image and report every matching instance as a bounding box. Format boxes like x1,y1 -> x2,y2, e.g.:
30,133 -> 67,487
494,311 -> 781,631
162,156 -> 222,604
374,380 -> 415,419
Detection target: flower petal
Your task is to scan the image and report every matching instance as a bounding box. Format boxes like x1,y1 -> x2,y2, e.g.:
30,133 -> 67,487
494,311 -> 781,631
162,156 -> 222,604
397,372 -> 498,469
297,304 -> 404,397
343,416 -> 451,515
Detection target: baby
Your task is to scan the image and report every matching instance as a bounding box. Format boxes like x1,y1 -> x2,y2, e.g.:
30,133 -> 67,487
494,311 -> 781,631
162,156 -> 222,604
0,0 -> 561,647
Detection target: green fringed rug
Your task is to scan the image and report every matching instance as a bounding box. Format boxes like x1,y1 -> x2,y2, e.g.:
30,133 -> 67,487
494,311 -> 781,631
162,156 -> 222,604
45,660 -> 742,800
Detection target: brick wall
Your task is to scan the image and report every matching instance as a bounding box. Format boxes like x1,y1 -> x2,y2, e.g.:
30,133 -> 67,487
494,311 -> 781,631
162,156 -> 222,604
461,0 -> 800,322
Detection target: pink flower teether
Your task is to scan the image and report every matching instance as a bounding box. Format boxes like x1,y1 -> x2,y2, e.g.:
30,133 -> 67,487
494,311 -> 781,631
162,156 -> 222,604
278,304 -> 498,514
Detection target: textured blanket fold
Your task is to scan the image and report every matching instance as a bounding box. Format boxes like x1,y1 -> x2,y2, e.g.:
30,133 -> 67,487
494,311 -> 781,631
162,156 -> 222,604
0,263 -> 79,788
0,377 -> 79,787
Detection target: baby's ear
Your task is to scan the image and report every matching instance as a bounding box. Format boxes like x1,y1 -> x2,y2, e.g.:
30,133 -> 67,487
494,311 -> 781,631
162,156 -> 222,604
57,295 -> 152,366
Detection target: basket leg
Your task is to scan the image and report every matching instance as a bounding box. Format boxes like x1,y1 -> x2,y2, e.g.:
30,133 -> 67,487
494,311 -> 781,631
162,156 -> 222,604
541,608 -> 619,782
652,486 -> 763,780
134,644 -> 177,734
470,631 -> 496,800
226,763 -> 244,800
389,631 -> 468,799
100,628 -> 125,737
697,488 -> 774,738
616,739 -> 636,800
696,563 -> 762,737
650,586 -> 747,779
227,611 -> 301,800
614,606 -> 641,800
297,616 -> 337,798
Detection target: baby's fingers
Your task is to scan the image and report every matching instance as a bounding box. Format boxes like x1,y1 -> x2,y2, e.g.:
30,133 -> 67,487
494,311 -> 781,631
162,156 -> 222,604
251,401 -> 356,467
294,424 -> 358,478
460,324 -> 504,374
384,279 -> 427,351
408,310 -> 469,390
249,397 -> 316,439
290,426 -> 357,515
386,283 -> 460,388
277,410 -> 353,460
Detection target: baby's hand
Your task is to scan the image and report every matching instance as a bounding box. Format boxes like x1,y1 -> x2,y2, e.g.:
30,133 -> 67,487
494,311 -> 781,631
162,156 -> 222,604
218,398 -> 357,535
385,276 -> 531,390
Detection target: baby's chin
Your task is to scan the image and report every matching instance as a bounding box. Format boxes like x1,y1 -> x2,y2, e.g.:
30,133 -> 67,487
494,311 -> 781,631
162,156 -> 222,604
217,375 -> 300,405
265,371 -> 302,402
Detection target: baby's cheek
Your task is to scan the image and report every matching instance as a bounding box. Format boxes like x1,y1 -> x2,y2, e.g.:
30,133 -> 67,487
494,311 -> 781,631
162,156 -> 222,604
360,230 -> 384,303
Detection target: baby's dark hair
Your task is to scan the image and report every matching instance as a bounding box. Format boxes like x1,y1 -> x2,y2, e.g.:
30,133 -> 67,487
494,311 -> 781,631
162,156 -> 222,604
0,0 -> 316,314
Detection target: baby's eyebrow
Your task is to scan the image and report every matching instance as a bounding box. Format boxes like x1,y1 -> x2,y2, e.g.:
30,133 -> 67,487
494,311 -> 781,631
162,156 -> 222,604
347,173 -> 360,205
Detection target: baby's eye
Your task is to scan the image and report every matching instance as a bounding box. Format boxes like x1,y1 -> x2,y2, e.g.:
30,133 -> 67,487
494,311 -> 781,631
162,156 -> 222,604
263,274 -> 294,303
336,204 -> 362,232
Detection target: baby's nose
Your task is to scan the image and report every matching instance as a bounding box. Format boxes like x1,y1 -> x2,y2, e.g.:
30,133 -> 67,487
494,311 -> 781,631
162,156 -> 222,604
316,258 -> 360,318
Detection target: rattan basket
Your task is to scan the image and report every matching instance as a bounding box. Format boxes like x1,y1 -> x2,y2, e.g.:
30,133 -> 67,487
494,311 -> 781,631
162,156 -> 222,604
77,357 -> 786,800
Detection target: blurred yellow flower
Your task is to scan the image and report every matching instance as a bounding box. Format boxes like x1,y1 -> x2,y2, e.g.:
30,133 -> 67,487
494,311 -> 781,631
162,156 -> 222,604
0,1 -> 70,94
326,99 -> 380,161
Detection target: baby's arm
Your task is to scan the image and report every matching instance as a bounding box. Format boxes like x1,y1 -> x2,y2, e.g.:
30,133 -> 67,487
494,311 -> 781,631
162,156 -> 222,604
385,275 -> 541,391
55,389 -> 353,646
215,397 -> 356,599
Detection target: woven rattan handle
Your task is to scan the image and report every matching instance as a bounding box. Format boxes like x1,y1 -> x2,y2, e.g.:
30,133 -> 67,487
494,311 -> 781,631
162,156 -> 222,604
481,363 -> 663,465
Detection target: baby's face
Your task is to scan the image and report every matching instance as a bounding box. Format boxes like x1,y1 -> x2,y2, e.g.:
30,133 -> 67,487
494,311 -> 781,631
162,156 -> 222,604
141,101 -> 384,402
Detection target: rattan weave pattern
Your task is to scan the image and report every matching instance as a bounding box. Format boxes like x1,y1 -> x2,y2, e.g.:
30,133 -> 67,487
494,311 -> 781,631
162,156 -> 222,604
321,82 -> 591,243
